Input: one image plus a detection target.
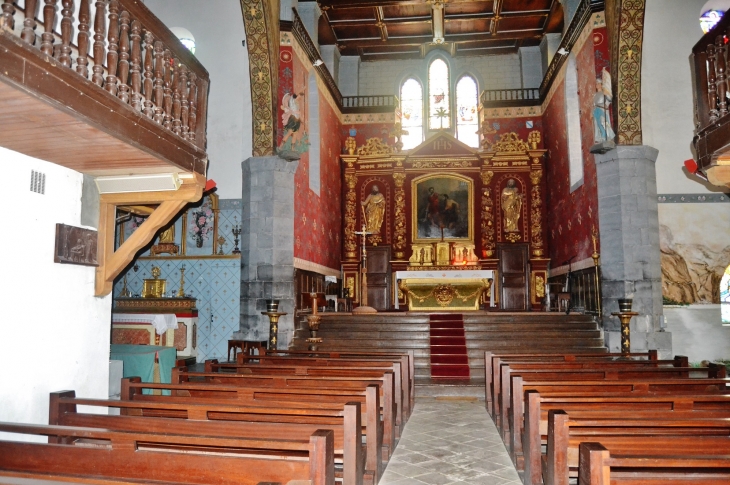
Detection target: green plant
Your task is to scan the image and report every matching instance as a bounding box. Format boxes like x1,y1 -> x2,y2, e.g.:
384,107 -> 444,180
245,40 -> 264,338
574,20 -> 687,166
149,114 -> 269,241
662,295 -> 689,306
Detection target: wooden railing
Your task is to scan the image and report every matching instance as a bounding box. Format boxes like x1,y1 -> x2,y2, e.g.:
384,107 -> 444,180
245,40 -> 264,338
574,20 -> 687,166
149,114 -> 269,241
341,95 -> 398,114
0,0 -> 209,150
691,10 -> 730,182
480,88 -> 540,108
548,266 -> 602,318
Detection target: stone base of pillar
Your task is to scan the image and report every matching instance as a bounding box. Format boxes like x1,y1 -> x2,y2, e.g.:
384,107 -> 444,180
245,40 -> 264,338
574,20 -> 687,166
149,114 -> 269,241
237,156 -> 298,349
595,145 -> 671,357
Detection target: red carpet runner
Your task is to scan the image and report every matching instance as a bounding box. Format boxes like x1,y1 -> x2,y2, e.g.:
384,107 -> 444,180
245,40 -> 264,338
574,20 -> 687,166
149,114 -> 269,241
429,314 -> 470,378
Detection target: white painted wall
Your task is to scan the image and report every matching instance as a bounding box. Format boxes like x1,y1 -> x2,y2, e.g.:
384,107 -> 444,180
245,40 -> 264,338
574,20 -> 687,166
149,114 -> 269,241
0,147 -> 111,431
358,53 -> 522,96
664,305 -> 730,362
144,0 -> 252,199
642,0 -> 712,194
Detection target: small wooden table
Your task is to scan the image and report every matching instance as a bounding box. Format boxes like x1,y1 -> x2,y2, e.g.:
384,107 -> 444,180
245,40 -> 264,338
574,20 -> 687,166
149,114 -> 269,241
227,339 -> 267,362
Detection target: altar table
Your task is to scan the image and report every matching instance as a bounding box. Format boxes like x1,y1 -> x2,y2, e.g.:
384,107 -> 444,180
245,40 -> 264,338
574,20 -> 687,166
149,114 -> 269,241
395,270 -> 495,310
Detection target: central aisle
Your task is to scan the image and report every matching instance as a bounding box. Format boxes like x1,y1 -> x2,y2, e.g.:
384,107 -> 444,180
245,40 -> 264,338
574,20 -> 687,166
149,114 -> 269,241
380,398 -> 521,485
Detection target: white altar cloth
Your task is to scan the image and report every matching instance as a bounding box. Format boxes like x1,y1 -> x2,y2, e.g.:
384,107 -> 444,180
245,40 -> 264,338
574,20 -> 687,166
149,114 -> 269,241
112,313 -> 178,336
394,270 -> 495,309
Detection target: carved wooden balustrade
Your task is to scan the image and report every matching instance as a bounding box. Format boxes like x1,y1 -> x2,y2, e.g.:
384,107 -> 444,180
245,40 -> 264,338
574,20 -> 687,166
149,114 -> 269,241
480,88 -> 540,108
0,0 -> 209,175
692,11 -> 730,187
341,95 -> 398,114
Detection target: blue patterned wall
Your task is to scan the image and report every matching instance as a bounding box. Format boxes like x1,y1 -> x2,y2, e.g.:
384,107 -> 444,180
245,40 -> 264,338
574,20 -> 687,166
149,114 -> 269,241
113,199 -> 242,362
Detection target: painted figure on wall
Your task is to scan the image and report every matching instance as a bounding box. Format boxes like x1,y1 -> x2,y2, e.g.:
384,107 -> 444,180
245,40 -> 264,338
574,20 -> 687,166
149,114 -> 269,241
501,179 -> 522,233
593,68 -> 615,144
279,91 -> 310,155
362,185 -> 386,234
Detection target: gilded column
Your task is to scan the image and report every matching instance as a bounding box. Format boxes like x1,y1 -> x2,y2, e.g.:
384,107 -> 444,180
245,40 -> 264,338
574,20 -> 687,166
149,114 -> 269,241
528,131 -> 547,258
480,169 -> 495,258
392,172 -> 407,260
344,173 -> 358,260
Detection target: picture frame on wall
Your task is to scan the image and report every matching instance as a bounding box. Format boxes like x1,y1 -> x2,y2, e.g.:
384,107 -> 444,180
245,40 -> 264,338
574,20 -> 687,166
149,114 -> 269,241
182,193 -> 219,256
412,174 -> 473,243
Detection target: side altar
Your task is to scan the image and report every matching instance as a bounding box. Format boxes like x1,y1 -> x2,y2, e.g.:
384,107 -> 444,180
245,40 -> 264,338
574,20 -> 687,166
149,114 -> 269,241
340,131 -> 549,311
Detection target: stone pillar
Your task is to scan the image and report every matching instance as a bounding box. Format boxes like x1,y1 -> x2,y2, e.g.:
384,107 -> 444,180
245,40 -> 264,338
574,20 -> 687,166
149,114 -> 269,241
237,156 -> 298,349
297,1 -> 321,48
518,46 -> 542,89
321,44 -> 341,85
595,145 -> 672,358
338,56 -> 360,96
539,33 -> 562,78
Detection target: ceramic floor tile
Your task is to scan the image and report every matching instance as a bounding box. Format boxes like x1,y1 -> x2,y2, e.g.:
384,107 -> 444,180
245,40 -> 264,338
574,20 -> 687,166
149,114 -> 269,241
378,398 -> 520,485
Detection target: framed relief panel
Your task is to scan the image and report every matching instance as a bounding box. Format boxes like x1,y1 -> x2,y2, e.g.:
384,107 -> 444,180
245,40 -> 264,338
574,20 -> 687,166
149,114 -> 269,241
412,174 -> 473,242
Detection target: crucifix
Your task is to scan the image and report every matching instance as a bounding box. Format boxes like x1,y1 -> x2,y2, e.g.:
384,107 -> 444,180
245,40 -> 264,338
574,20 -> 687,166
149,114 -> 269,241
353,224 -> 376,312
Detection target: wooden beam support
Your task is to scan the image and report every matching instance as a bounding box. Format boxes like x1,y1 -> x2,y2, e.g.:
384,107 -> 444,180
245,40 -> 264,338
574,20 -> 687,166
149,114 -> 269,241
94,172 -> 205,296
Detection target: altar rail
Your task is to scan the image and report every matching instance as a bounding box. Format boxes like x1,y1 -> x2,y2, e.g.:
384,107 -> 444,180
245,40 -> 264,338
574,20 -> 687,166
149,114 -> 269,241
691,10 -> 730,180
0,0 -> 209,154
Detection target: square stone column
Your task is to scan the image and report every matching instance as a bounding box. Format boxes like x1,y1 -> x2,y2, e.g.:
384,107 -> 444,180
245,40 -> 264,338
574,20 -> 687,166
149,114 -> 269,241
237,156 -> 298,349
595,145 -> 671,358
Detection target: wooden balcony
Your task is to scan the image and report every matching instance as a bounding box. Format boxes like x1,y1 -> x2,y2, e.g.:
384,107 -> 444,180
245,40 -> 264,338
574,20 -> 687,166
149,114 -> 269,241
480,88 -> 540,109
691,11 -> 730,187
0,0 -> 209,177
0,0 -> 211,296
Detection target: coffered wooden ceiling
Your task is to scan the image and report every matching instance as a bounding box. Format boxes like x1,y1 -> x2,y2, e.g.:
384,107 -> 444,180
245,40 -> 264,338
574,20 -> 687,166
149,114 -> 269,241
314,0 -> 564,61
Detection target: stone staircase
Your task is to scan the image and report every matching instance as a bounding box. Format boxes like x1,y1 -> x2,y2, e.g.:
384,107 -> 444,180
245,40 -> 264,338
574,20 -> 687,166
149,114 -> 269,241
290,312 -> 606,396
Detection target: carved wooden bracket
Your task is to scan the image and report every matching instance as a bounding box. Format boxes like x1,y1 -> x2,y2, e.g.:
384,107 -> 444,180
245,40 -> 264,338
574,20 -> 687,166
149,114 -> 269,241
94,173 -> 206,296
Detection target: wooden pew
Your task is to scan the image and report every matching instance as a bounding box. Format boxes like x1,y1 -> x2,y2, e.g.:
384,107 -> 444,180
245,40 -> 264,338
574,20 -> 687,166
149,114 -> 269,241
522,391 -> 730,485
197,362 -> 402,439
545,410 -> 730,485
0,421 -> 335,485
172,366 -> 397,452
265,349 -> 415,419
484,350 -> 658,415
490,355 -> 692,422
237,354 -> 410,425
508,375 -> 730,462
579,442 -> 730,485
121,377 -> 385,480
49,390 -> 365,485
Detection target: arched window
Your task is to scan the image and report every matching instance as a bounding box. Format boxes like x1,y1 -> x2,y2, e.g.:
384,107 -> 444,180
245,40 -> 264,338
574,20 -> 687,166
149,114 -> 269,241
400,78 -> 423,150
455,75 -> 479,147
428,58 -> 450,130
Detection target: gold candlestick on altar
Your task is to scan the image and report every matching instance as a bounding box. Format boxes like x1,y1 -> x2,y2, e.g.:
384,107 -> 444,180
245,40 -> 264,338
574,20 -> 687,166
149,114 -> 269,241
177,264 -> 186,297
306,292 -> 324,351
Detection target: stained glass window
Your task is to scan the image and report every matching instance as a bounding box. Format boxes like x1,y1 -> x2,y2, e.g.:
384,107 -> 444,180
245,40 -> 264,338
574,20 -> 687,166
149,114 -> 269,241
721,265 -> 730,324
428,59 -> 450,129
400,78 -> 423,150
455,75 -> 479,147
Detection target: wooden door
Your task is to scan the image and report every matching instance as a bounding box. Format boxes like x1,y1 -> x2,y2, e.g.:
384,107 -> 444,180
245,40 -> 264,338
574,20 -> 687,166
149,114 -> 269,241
498,244 -> 529,311
366,246 -> 391,310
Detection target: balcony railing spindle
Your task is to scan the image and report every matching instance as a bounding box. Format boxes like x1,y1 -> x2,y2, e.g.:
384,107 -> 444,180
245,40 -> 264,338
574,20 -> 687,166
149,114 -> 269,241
76,0 -> 90,78
162,49 -> 172,129
105,0 -> 119,95
92,0 -> 105,86
21,0 -> 37,44
116,10 -> 130,104
59,0 -> 73,68
142,30 -> 154,118
171,59 -> 181,135
187,72 -> 197,141
1,0 -> 15,31
40,0 -> 55,55
707,42 -> 718,122
152,40 -> 164,123
179,64 -> 189,138
129,19 -> 142,111
717,35 -> 728,118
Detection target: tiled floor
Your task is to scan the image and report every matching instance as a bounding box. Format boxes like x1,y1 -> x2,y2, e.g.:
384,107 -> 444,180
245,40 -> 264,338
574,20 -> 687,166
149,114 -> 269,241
380,398 -> 522,485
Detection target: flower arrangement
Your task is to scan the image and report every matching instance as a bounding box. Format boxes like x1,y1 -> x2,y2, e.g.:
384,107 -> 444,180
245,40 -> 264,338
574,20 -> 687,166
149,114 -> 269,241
189,203 -> 214,248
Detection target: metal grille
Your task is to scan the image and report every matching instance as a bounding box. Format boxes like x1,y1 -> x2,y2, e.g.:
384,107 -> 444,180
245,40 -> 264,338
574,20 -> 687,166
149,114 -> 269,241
30,170 -> 46,194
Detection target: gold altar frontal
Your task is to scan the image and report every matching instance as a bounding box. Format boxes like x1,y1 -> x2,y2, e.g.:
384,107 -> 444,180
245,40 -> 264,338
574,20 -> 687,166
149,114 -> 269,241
399,278 -> 491,311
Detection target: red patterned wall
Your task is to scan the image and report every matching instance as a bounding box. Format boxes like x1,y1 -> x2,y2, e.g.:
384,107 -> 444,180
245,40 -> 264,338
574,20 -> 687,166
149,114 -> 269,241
543,27 -> 608,267
482,117 -> 544,150
340,123 -> 395,150
279,44 -> 343,271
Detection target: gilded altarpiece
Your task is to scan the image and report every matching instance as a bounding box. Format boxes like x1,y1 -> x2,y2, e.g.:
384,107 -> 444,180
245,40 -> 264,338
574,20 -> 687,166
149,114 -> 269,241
340,132 -> 548,310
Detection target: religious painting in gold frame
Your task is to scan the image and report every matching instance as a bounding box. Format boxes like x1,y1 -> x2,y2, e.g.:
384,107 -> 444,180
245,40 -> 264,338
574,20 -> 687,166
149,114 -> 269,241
412,174 -> 473,243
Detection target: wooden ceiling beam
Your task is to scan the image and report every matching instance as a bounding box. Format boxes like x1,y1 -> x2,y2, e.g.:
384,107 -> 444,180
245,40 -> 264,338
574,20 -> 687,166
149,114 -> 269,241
375,7 -> 389,42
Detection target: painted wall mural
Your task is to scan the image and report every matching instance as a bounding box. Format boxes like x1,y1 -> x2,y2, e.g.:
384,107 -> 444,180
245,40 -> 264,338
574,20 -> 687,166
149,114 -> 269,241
659,203 -> 730,304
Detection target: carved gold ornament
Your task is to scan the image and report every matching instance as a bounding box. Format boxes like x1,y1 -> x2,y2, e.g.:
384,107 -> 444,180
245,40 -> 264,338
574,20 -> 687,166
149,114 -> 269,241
345,136 -> 356,155
506,233 -> 521,243
491,132 -> 530,152
411,160 -> 471,169
481,170 -> 494,185
481,188 -> 495,256
393,173 -> 407,256
344,174 -> 358,257
530,169 -> 543,185
531,185 -> 544,249
535,274 -> 545,298
528,130 -> 541,149
357,137 -> 393,156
